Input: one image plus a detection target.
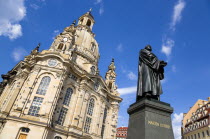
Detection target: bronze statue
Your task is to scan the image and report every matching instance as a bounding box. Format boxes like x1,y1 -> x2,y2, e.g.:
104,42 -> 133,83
136,45 -> 167,101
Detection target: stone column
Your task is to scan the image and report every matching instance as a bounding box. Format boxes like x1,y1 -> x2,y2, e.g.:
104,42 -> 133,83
77,91 -> 89,129
71,88 -> 86,128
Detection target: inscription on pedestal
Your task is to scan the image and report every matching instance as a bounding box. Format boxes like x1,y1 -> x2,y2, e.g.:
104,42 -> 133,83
148,121 -> 171,129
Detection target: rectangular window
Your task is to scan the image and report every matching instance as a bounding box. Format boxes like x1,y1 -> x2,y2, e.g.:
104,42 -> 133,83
207,130 -> 209,136
57,107 -> 68,125
84,116 -> 92,133
28,97 -> 44,116
69,73 -> 77,81
194,134 -> 197,139
202,132 -> 205,137
198,133 -> 200,138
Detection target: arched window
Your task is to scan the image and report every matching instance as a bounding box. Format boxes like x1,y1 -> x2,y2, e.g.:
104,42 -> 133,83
58,43 -> 64,50
84,98 -> 95,133
87,98 -> 95,116
36,76 -> 51,95
63,88 -> 73,106
54,136 -> 62,139
86,19 -> 91,27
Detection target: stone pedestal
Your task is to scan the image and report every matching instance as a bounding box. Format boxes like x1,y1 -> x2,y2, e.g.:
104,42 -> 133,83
127,98 -> 174,139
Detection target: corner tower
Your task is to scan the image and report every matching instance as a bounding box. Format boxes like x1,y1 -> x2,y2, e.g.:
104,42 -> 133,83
105,59 -> 118,96
0,10 -> 122,139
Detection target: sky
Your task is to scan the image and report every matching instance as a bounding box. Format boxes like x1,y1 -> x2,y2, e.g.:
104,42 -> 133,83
0,0 -> 210,139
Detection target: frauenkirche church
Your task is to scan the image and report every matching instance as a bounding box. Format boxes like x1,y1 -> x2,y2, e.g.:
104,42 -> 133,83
0,10 -> 122,139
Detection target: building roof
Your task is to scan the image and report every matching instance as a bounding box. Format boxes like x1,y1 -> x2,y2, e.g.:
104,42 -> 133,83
117,127 -> 128,130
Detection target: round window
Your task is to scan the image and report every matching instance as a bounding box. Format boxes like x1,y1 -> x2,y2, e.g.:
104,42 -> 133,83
48,59 -> 57,67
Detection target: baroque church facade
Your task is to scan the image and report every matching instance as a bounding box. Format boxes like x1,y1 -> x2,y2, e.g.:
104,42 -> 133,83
0,10 -> 122,139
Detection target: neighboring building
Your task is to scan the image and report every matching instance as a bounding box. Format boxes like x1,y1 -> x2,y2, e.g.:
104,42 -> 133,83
182,98 -> 210,139
0,10 -> 122,139
116,127 -> 128,139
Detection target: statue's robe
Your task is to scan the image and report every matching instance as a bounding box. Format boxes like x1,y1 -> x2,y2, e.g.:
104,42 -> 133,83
137,49 -> 163,98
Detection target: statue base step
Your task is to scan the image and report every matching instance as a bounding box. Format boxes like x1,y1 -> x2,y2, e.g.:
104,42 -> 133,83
127,98 -> 174,139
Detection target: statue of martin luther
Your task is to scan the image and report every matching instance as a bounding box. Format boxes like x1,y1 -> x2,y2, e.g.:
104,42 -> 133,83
136,45 -> 167,101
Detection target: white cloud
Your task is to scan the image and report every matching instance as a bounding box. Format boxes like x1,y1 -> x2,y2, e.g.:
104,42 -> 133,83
172,113 -> 183,139
118,86 -> 136,95
53,30 -> 59,34
116,43 -> 123,52
170,0 -> 186,31
161,38 -> 175,57
52,30 -> 60,39
172,65 -> 176,72
30,4 -> 40,10
0,0 -> 26,40
99,6 -> 104,15
127,71 -> 137,80
95,0 -> 104,15
120,66 -> 127,73
11,47 -> 28,61
161,0 -> 185,60
95,0 -> 102,4
118,115 -> 128,127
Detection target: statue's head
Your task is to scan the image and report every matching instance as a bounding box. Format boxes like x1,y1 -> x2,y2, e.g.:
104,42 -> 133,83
145,45 -> 152,51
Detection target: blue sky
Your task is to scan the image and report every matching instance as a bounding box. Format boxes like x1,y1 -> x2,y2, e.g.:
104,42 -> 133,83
0,0 -> 210,139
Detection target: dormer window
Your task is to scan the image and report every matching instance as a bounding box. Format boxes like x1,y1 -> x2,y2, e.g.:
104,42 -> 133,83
79,18 -> 84,25
57,43 -> 66,51
91,66 -> 96,75
91,43 -> 95,52
87,19 -> 91,27
58,43 -> 64,50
